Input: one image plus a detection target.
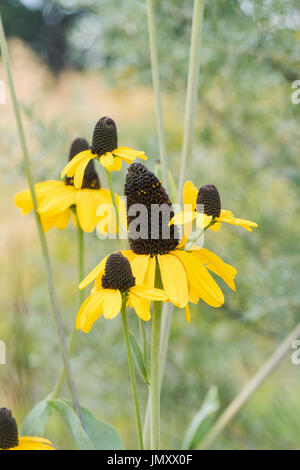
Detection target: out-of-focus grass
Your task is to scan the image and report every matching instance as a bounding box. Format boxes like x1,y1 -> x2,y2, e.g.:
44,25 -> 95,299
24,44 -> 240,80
0,40 -> 299,450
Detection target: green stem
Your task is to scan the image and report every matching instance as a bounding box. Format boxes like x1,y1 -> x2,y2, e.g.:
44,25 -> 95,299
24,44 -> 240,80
178,0 -> 205,197
139,318 -> 149,376
144,0 -> 206,444
51,217 -> 84,398
121,300 -> 144,450
150,260 -> 163,449
146,0 -> 168,190
0,14 -> 85,429
105,169 -> 126,249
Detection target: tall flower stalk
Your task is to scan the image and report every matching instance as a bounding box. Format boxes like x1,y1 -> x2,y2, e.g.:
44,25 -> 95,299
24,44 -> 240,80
143,0 -> 206,446
51,216 -> 84,397
150,261 -> 163,449
146,0 -> 168,191
0,14 -> 85,429
120,301 -> 144,450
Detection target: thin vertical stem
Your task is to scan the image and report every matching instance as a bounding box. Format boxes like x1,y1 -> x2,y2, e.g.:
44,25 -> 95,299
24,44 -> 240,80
121,301 -> 144,450
199,322 -> 300,450
178,0 -> 205,197
105,169 -> 126,249
139,318 -> 149,375
51,217 -> 84,397
146,0 -> 168,190
144,0 -> 206,443
0,15 -> 85,429
150,260 -> 163,449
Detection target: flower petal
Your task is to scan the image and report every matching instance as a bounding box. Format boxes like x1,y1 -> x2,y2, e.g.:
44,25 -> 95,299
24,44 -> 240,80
100,152 -> 115,171
102,289 -> 122,319
130,285 -> 168,301
128,292 -> 151,321
76,189 -> 97,232
38,186 -> 76,217
79,256 -> 108,289
182,181 -> 198,211
169,210 -> 197,226
173,250 -> 224,307
131,255 -> 149,284
157,253 -> 188,308
61,150 -> 93,179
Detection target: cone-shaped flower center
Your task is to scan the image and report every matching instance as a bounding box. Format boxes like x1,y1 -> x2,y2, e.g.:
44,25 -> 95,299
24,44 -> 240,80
91,116 -> 118,156
196,184 -> 221,218
124,163 -> 180,256
65,137 -> 100,189
0,408 -> 19,449
102,252 -> 135,292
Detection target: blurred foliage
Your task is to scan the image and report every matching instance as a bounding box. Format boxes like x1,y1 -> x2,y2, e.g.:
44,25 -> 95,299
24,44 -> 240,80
0,0 -> 300,450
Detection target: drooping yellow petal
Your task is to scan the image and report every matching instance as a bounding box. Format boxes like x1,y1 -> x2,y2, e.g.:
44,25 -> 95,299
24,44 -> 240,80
195,213 -> 212,229
215,209 -> 257,231
55,209 -> 71,230
110,156 -> 123,171
38,186 -> 76,217
182,181 -> 198,211
128,292 -> 151,321
143,256 -> 156,288
157,253 -> 188,308
130,285 -> 168,301
14,190 -> 34,215
113,146 -> 147,161
209,221 -> 221,232
9,436 -> 54,450
173,250 -> 224,307
130,255 -> 149,284
76,291 -> 105,332
61,150 -> 93,179
100,152 -> 115,171
102,289 -> 122,319
191,246 -> 237,291
76,189 -> 97,233
74,156 -> 93,189
79,256 -> 108,289
185,305 -> 191,323
169,210 -> 197,226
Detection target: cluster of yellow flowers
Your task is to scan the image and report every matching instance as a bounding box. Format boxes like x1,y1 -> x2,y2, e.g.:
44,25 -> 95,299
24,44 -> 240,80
7,116 -> 257,451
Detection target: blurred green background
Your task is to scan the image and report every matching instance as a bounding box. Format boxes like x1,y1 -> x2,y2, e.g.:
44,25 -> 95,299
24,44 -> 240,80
0,0 -> 300,450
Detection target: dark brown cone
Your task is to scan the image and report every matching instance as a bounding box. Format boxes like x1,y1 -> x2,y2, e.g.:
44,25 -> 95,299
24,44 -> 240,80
102,252 -> 135,292
91,117 -> 118,156
65,137 -> 100,189
124,163 -> 180,256
0,408 -> 19,450
196,184 -> 221,218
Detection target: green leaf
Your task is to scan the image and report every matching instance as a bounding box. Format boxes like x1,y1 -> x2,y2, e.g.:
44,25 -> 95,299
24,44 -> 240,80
21,400 -> 52,437
182,386 -> 220,450
129,329 -> 149,385
47,399 -> 94,450
65,402 -> 123,450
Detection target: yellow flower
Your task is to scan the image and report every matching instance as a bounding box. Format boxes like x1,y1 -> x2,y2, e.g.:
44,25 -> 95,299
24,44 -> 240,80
170,181 -> 258,234
0,408 -> 54,451
79,164 -> 237,323
61,117 -> 147,189
76,252 -> 168,332
14,138 -> 122,233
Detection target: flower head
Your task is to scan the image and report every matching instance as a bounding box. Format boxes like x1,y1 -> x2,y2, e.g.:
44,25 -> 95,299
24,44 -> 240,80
0,408 -> 54,451
125,163 -> 180,256
76,252 -> 168,332
170,180 -> 258,233
61,116 -> 147,188
14,137 -> 122,233
80,165 -> 237,322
